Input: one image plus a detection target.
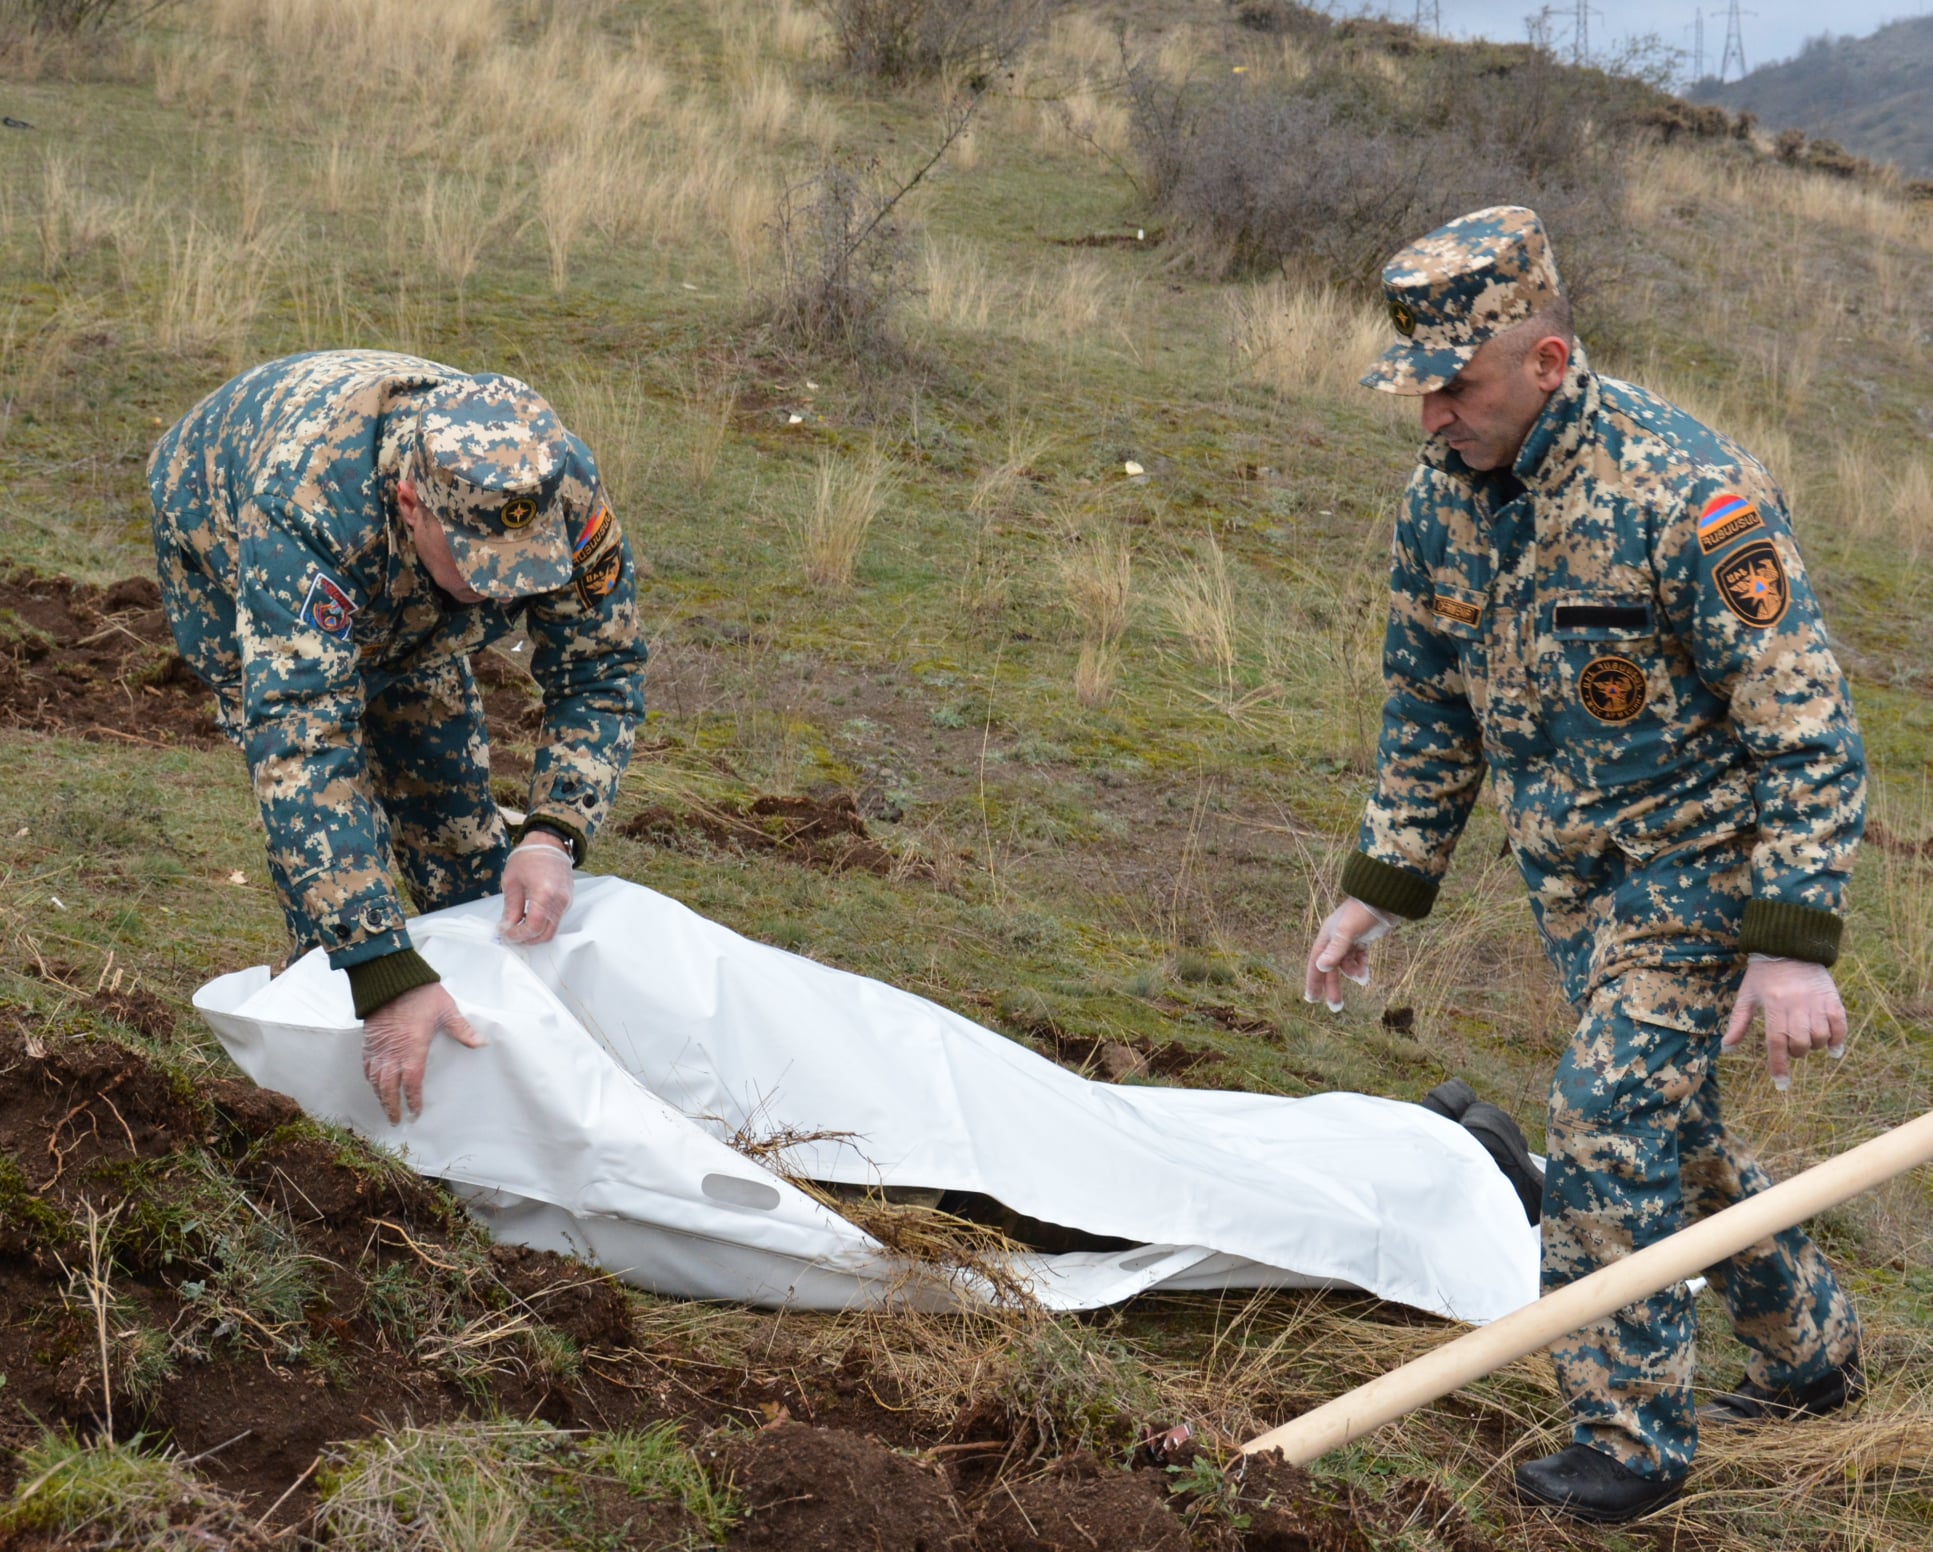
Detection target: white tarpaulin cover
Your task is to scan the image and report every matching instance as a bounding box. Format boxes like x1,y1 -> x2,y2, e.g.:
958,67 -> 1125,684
194,876 -> 1539,1321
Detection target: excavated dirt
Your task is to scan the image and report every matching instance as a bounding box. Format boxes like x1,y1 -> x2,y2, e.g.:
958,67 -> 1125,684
0,571 -> 221,748
0,567 -> 547,762
717,1422 -> 973,1550
977,1453 -> 1189,1551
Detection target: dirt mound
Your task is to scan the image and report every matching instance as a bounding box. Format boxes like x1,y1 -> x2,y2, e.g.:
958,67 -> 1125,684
0,571 -> 221,748
0,1017 -> 663,1524
618,791 -> 909,876
977,1452 -> 1187,1551
719,1422 -> 972,1550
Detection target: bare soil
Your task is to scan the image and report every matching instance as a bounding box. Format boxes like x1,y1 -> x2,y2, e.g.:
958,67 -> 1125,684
0,571 -> 220,749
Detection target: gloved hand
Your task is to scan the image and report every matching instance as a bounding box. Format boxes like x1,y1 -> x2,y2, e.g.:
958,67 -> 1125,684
500,833 -> 574,945
361,982 -> 484,1123
1304,897 -> 1401,1013
1721,953 -> 1848,1091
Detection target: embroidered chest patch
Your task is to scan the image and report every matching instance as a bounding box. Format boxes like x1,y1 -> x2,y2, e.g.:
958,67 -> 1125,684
1697,491 -> 1766,555
299,571 -> 358,640
1579,655 -> 1647,722
1715,540 -> 1789,628
1432,593 -> 1483,627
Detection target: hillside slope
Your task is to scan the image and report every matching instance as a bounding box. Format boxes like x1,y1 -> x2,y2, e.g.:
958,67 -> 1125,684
1694,15 -> 1933,174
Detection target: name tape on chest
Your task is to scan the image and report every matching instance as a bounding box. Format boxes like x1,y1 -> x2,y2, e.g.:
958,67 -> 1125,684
572,504 -> 624,610
1714,539 -> 1789,629
1696,492 -> 1766,556
1431,593 -> 1484,627
299,570 -> 357,641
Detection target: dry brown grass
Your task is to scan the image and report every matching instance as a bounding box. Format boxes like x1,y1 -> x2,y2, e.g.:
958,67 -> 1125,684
920,236 -> 998,332
1155,533 -> 1240,694
1023,253 -> 1109,343
793,446 -> 893,590
1060,520 -> 1132,708
1230,277 -> 1401,407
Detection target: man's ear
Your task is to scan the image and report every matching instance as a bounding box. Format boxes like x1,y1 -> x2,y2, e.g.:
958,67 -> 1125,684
1531,336 -> 1570,393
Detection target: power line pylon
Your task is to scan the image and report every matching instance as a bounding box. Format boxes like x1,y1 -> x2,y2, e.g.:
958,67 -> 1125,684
1413,0 -> 1441,34
1719,0 -> 1748,81
1690,7 -> 1705,84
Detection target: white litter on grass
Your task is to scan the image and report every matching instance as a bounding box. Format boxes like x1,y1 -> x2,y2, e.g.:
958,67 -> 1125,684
195,877 -> 1539,1319
49,896 -> 65,911
787,413 -> 804,425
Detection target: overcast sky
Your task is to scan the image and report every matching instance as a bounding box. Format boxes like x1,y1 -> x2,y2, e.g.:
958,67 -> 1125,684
1370,1 -> 1933,80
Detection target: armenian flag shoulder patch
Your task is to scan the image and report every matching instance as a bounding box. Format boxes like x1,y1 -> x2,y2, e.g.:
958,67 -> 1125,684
1696,491 -> 1765,556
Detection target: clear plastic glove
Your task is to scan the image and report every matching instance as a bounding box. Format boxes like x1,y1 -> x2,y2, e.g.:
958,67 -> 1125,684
1304,897 -> 1401,1013
361,982 -> 484,1123
500,834 -> 574,945
1721,953 -> 1848,1091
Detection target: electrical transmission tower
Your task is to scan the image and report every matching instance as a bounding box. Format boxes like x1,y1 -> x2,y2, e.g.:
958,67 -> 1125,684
1690,8 -> 1705,83
1413,0 -> 1441,34
1718,0 -> 1748,81
1572,0 -> 1591,65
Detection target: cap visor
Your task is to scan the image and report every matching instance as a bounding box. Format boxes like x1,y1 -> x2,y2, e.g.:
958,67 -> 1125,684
444,525 -> 574,602
1360,341 -> 1477,396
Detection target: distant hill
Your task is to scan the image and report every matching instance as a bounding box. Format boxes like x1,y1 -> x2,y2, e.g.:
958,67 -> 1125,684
1692,15 -> 1933,176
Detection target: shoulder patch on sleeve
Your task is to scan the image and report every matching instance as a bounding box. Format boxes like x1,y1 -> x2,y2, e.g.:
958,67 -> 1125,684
1696,491 -> 1765,555
571,503 -> 624,609
299,571 -> 358,640
1715,539 -> 1789,628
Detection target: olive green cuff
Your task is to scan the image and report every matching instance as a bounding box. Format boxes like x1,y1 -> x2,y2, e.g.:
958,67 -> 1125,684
514,813 -> 587,867
346,948 -> 441,1020
1739,898 -> 1843,967
1340,851 -> 1438,921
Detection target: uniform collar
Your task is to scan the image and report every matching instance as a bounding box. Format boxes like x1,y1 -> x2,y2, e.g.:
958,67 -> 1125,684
1510,343 -> 1596,493
1417,343 -> 1598,499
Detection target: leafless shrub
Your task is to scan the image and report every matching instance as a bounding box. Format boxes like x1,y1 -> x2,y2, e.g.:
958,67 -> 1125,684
810,0 -> 1048,84
766,158 -> 911,358
1128,41 -> 1640,295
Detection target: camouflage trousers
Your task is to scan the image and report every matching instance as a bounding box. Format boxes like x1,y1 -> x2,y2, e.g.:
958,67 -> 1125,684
153,512 -> 510,955
1543,964 -> 1861,1479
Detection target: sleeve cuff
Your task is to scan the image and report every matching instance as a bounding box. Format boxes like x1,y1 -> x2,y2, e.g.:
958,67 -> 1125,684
514,813 -> 587,866
346,948 -> 442,1020
1340,851 -> 1438,921
1739,898 -> 1843,966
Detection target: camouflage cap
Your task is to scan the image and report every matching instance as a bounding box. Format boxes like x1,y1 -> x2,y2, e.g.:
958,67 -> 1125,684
1361,206 -> 1564,396
407,376 -> 574,601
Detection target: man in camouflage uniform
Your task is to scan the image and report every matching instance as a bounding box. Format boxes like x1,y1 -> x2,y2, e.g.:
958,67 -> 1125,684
1303,208 -> 1864,1522
150,350 -> 645,1123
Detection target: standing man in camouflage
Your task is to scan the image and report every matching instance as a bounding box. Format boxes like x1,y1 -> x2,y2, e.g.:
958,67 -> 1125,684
1303,208 -> 1864,1523
151,350 -> 645,1125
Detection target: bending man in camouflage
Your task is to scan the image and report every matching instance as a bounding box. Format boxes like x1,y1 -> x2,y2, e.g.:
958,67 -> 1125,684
151,350 -> 645,1123
1303,208 -> 1863,1523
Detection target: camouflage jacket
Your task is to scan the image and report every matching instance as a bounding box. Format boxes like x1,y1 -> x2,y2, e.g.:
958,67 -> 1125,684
1342,348 -> 1864,989
148,351 -> 645,971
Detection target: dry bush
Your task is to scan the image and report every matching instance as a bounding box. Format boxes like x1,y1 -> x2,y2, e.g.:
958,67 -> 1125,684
766,158 -> 910,358
418,171 -> 516,291
1229,276 -> 1400,402
1060,522 -> 1132,708
1129,41 -> 1640,291
793,446 -> 892,590
551,369 -> 657,514
811,0 -> 1047,83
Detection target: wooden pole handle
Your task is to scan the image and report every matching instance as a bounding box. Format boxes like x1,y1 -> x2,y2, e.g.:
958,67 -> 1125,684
1242,1108 -> 1933,1464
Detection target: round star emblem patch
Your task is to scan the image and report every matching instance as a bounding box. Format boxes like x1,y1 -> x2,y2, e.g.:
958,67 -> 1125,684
1389,298 -> 1417,337
500,495 -> 539,530
1579,655 -> 1648,723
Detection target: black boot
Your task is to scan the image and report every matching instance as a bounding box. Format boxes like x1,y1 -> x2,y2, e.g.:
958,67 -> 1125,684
1418,1077 -> 1478,1121
1459,1100 -> 1545,1225
1700,1353 -> 1864,1426
1515,1443 -> 1684,1524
